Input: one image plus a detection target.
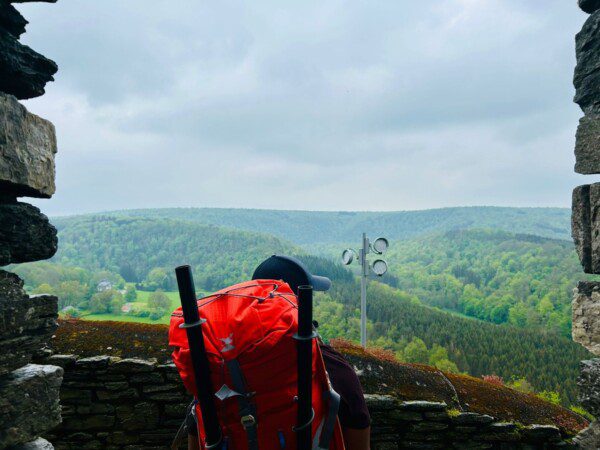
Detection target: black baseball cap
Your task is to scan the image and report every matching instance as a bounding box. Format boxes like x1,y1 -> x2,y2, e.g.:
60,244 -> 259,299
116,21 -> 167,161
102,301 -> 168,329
252,255 -> 331,294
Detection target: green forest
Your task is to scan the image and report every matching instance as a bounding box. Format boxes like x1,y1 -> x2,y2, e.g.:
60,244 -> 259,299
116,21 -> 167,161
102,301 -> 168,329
72,206 -> 571,244
384,229 -> 590,337
10,208 -> 591,406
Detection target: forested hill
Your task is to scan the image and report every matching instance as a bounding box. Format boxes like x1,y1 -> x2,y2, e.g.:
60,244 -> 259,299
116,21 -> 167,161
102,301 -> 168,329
73,206 -> 571,244
49,215 -> 354,291
385,229 -> 588,336
51,216 -> 299,290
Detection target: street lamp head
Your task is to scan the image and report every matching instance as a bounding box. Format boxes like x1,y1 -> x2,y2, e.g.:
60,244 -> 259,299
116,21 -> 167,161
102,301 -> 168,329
372,237 -> 389,254
372,259 -> 388,276
342,249 -> 355,265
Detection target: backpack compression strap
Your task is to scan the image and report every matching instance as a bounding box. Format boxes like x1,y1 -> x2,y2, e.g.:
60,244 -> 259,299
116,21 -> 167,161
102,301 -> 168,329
226,359 -> 259,450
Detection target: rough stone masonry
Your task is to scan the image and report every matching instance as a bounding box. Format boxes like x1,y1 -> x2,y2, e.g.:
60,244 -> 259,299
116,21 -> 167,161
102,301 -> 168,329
571,0 -> 600,448
0,0 -> 62,449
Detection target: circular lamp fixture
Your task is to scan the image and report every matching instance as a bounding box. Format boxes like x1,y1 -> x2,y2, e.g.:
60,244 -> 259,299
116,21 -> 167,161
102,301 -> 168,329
372,259 -> 388,276
372,237 -> 389,254
342,249 -> 355,265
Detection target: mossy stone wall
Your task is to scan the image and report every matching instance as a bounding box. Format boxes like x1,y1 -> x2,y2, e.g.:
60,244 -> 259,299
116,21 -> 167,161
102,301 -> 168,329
41,354 -> 578,449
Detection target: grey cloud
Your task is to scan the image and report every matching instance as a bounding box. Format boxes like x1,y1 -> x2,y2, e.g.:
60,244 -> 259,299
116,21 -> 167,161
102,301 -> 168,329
14,0 -> 590,215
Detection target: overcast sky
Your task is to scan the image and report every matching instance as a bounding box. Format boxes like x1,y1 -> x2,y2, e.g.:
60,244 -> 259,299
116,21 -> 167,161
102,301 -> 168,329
17,0 -> 591,215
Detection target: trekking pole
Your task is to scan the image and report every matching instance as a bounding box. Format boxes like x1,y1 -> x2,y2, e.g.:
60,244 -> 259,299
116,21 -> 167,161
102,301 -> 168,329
175,265 -> 222,449
295,285 -> 315,450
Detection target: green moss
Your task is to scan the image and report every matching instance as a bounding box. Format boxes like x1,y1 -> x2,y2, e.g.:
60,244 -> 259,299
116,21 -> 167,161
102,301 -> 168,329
447,408 -> 461,418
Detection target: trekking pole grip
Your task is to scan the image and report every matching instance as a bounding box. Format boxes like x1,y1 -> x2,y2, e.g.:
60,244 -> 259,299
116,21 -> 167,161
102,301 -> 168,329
175,265 -> 222,449
295,285 -> 314,450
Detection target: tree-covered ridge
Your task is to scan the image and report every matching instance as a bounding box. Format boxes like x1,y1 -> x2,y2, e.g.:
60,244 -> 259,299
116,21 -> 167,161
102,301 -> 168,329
316,281 -> 590,405
62,206 -> 571,244
51,215 -> 298,291
384,229 -> 589,336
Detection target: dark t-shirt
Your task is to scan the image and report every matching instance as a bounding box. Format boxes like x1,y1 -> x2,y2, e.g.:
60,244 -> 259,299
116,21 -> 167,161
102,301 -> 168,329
186,342 -> 370,435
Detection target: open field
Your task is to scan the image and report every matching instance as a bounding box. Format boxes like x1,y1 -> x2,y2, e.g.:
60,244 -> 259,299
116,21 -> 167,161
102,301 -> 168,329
78,290 -> 209,325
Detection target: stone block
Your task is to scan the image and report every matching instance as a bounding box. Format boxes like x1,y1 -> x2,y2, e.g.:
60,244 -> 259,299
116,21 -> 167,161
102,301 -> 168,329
399,401 -> 447,412
76,403 -> 115,415
106,432 -> 139,445
115,402 -> 159,431
10,437 -> 55,450
472,423 -> 522,444
573,185 -> 592,271
0,364 -> 63,448
451,412 -> 494,425
58,388 -> 92,406
0,271 -> 58,375
579,359 -> 600,416
45,354 -> 78,369
522,424 -> 561,442
96,388 -> 138,401
128,372 -> 164,384
0,2 -> 27,38
423,411 -> 450,421
0,28 -> 57,99
581,0 -> 600,15
61,415 -> 115,431
163,402 -> 189,418
364,394 -> 398,410
574,420 -> 600,448
141,383 -> 178,394
575,115 -> 600,175
108,358 -> 156,373
0,202 -> 57,265
571,184 -> 600,273
0,93 -> 57,197
75,356 -> 111,370
573,282 -> 600,354
575,11 -> 600,114
410,421 -> 449,432
142,391 -> 180,402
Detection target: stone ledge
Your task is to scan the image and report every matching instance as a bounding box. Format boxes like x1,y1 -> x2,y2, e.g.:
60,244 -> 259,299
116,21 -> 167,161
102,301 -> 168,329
580,0 -> 600,14
575,11 -> 600,115
0,202 -> 57,265
0,93 -> 57,198
0,29 -> 57,100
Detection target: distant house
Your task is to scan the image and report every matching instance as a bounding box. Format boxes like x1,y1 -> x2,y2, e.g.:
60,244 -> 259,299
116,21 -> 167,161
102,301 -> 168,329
97,280 -> 113,292
121,303 -> 132,314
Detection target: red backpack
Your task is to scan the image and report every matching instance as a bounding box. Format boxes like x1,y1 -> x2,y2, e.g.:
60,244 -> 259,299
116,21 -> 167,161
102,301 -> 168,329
169,279 -> 346,450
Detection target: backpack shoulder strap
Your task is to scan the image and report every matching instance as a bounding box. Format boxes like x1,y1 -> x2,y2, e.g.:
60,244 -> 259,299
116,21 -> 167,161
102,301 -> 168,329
225,359 -> 259,450
171,400 -> 197,450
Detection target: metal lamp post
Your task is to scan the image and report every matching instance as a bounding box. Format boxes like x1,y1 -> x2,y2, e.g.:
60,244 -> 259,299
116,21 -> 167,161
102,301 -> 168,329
342,233 -> 389,347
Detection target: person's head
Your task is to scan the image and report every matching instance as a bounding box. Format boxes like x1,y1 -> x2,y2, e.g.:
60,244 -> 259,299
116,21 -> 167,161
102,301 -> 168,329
252,255 -> 331,294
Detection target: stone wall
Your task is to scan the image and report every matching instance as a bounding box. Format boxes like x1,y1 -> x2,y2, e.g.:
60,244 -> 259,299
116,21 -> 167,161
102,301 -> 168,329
571,1 -> 600,449
44,354 -> 574,450
0,1 -> 63,449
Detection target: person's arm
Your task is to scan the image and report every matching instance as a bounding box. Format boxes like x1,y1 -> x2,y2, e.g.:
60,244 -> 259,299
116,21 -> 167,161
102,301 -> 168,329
343,426 -> 371,450
188,434 -> 199,450
186,406 -> 200,450
319,342 -> 372,450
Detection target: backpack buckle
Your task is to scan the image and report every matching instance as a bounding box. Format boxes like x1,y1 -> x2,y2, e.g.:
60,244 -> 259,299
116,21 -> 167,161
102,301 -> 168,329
241,414 -> 256,429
